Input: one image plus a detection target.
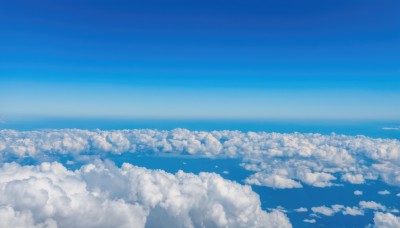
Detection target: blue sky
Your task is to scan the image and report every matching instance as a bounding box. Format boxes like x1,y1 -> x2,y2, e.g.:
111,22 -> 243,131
0,0 -> 399,120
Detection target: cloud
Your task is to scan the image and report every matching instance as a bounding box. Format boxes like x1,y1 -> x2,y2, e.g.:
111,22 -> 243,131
382,127 -> 400,131
378,190 -> 391,195
359,201 -> 386,211
294,207 -> 308,213
303,219 -> 316,223
0,161 -> 291,228
309,201 -> 389,218
342,207 -> 364,216
341,173 -> 365,184
373,212 -> 400,228
245,173 -> 302,189
1,129 -> 400,189
354,190 -> 363,196
311,206 -> 337,216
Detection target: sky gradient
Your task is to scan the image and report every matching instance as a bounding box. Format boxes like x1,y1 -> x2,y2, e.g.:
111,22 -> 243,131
0,0 -> 399,120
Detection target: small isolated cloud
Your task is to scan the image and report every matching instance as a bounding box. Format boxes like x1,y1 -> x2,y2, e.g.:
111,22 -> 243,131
382,127 -> 400,131
0,161 -> 292,228
311,206 -> 337,216
294,207 -> 308,213
354,190 -> 363,196
378,190 -> 391,195
359,201 -> 386,211
303,219 -> 316,223
397,193 -> 400,197
373,212 -> 400,228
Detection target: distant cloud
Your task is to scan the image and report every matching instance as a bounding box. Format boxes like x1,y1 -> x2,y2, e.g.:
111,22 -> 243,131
378,190 -> 391,195
373,212 -> 400,228
359,201 -> 386,211
0,161 -> 291,228
309,201 -> 389,218
1,129 -> 400,189
382,127 -> 400,131
354,190 -> 363,196
294,207 -> 308,213
342,207 -> 364,216
311,206 -> 338,216
303,219 -> 316,223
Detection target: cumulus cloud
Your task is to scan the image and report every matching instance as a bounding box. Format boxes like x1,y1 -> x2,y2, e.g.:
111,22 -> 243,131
311,206 -> 337,216
309,201 -> 390,218
342,207 -> 364,216
373,212 -> 400,228
378,190 -> 391,195
1,129 -> 400,189
354,190 -> 363,196
0,161 -> 291,228
303,219 -> 316,223
294,207 -> 308,212
359,201 -> 386,211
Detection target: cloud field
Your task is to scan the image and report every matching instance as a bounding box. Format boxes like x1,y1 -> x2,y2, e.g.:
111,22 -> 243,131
1,129 -> 400,227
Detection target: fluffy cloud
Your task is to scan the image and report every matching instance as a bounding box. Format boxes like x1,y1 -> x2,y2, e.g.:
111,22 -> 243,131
294,207 -> 308,212
303,219 -> 316,223
0,161 -> 291,228
309,201 -> 390,218
373,212 -> 400,228
342,207 -> 364,216
359,201 -> 386,211
378,190 -> 391,195
311,205 -> 338,216
354,190 -> 363,196
1,129 -> 400,189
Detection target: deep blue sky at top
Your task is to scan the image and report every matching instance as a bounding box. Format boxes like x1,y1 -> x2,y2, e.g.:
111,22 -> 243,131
0,0 -> 399,120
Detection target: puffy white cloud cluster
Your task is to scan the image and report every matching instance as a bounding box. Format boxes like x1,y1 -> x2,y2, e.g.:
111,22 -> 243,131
1,129 -> 400,188
0,160 -> 291,228
306,201 -> 389,218
373,212 -> 400,228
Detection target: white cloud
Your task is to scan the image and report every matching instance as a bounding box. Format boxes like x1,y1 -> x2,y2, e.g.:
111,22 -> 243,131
354,190 -> 363,196
397,193 -> 400,197
0,161 -> 292,228
294,207 -> 308,213
382,127 -> 400,131
359,201 -> 386,211
341,173 -> 365,184
311,206 -> 336,216
245,173 -> 302,189
342,207 -> 364,216
378,190 -> 391,195
373,212 -> 400,228
303,219 -> 316,223
1,129 -> 400,189
310,201 -> 390,219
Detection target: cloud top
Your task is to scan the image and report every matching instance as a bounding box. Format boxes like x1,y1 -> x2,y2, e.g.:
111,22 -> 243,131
0,160 -> 291,228
1,129 -> 400,188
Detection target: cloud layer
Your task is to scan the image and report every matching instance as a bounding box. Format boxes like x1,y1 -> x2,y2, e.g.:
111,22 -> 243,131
0,160 -> 291,228
1,129 -> 399,188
